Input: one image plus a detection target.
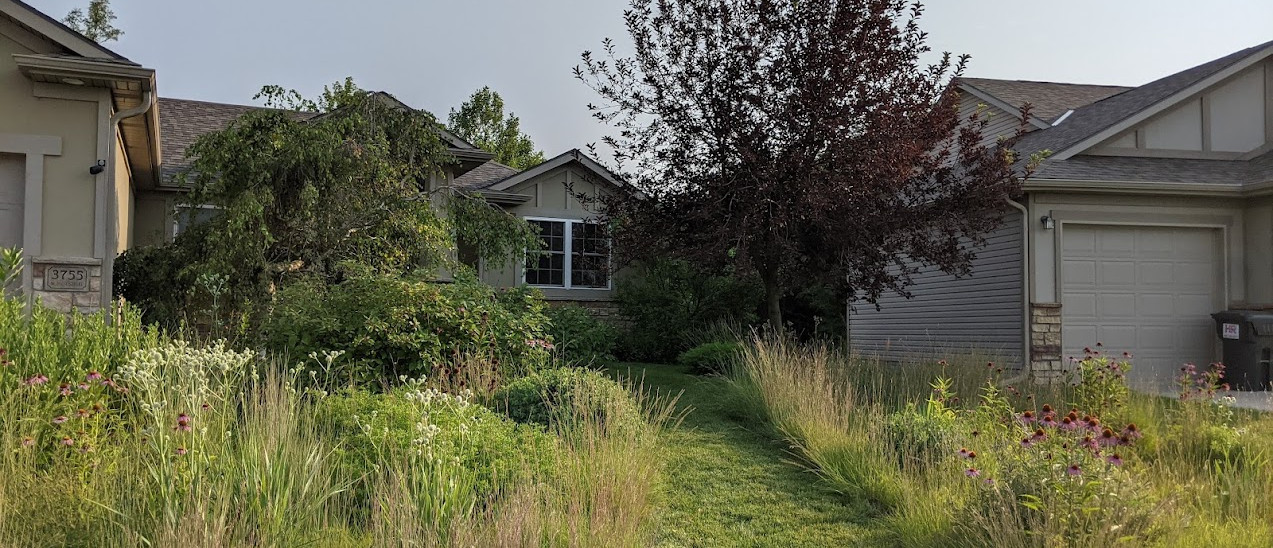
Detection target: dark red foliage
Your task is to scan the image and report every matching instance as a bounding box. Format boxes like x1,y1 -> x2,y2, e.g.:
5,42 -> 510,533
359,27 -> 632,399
576,0 -> 1034,329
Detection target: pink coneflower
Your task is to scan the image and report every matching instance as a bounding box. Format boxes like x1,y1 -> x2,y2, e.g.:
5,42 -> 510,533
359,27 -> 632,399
76,409 -> 89,419
1085,417 -> 1101,431
1018,410 -> 1036,425
1032,428 -> 1048,441
1020,437 -> 1034,449
1099,428 -> 1119,447
201,402 -> 212,411
21,437 -> 34,448
1041,404 -> 1054,414
23,375 -> 49,386
79,443 -> 92,454
1066,464 -> 1082,476
52,416 -> 68,425
86,371 -> 102,381
1081,435 -> 1099,451
175,413 -> 192,432
60,436 -> 74,447
983,478 -> 995,486
1059,416 -> 1078,431
175,447 -> 188,456
77,383 -> 89,391
1106,453 -> 1124,466
958,448 -> 970,459
1041,415 -> 1058,428
965,467 -> 981,478
58,383 -> 72,397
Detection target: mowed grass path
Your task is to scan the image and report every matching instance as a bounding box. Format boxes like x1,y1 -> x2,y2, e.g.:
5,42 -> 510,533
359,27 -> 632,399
608,363 -> 888,547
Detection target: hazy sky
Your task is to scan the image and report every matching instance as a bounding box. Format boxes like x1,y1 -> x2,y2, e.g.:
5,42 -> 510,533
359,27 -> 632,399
30,1 -> 1273,155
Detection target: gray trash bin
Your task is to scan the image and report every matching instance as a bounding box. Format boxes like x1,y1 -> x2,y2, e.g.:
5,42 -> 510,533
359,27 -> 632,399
1211,310 -> 1273,391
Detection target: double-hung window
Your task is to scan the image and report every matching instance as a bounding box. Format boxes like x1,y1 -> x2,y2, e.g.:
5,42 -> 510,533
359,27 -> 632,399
172,204 -> 220,238
524,219 -> 610,289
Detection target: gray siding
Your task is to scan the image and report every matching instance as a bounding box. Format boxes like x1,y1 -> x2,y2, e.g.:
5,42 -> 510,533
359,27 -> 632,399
849,208 -> 1025,365
960,92 -> 1026,147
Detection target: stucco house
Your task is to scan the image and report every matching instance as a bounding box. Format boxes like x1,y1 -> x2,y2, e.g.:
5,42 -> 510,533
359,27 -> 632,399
852,40 -> 1273,390
0,0 -> 158,313
1,0 -> 627,316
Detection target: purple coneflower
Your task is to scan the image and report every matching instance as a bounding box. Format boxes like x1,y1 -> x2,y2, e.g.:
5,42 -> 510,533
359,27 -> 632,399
201,402 -> 212,411
176,413 -> 192,432
1106,453 -> 1124,466
175,447 -> 188,456
1081,435 -> 1099,451
958,448 -> 970,458
1066,464 -> 1082,476
86,371 -> 102,381
60,436 -> 74,447
1098,428 -> 1119,447
77,383 -> 89,391
52,416 -> 68,425
58,383 -> 72,397
24,375 -> 49,386
92,403 -> 103,413
1059,416 -> 1078,431
964,467 -> 981,478
21,437 -> 34,448
1020,437 -> 1034,449
1032,428 -> 1048,441
1041,415 -> 1058,428
1018,410 -> 1036,425
76,409 -> 89,419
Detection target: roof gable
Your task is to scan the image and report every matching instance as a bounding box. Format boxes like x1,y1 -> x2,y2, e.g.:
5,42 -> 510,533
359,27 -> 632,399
1015,39 -> 1273,161
485,149 -> 630,194
959,78 -> 1131,125
0,0 -> 131,62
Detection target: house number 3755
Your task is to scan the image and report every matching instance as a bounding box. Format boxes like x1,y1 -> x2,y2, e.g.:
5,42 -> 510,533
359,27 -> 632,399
45,266 -> 89,291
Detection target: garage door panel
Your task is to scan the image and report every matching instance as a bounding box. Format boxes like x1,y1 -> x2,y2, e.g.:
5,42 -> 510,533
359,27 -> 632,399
1061,225 -> 1222,390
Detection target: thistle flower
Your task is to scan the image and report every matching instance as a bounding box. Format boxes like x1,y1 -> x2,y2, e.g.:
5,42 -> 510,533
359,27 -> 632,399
1066,464 -> 1082,476
1106,453 -> 1124,466
52,416 -> 68,425
965,467 -> 981,478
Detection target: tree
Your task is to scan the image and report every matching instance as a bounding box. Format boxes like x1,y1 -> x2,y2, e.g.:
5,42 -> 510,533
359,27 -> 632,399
63,0 -> 123,43
116,79 -> 537,329
576,0 -> 1034,332
448,87 -> 546,170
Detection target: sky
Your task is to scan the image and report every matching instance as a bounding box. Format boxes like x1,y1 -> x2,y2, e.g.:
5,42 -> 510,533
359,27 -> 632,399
28,1 -> 1273,156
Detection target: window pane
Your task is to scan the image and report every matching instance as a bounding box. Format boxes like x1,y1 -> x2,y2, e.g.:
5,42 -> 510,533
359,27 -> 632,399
526,219 -> 567,287
570,222 -> 610,288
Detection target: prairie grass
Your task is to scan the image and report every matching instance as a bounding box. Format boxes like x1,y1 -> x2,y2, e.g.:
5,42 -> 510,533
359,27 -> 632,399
733,336 -> 1273,547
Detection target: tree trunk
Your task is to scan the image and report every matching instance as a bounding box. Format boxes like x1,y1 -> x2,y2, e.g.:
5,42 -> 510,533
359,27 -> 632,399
762,266 -> 783,335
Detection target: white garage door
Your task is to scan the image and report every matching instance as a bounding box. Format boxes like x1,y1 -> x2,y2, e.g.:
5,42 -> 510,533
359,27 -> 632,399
0,154 -> 22,249
1061,224 -> 1223,391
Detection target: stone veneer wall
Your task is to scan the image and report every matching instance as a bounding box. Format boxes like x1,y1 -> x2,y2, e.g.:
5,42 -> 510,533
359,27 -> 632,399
547,299 -> 623,322
1029,303 -> 1064,383
31,259 -> 103,314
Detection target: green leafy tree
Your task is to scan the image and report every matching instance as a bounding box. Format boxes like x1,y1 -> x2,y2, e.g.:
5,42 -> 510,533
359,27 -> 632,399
63,0 -> 123,43
448,87 -> 546,170
116,79 -> 538,330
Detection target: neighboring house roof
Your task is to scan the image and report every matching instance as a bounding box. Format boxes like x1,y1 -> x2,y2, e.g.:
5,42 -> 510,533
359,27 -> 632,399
452,160 -> 521,189
485,149 -> 630,193
1014,39 -> 1273,160
1,0 -> 132,62
158,98 -> 314,184
958,78 -> 1131,124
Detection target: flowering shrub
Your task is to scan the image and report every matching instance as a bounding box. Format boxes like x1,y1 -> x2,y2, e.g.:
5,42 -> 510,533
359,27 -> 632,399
265,269 -> 551,382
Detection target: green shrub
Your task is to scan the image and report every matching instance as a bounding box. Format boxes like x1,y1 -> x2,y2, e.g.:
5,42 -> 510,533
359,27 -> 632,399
883,403 -> 957,472
318,386 -> 556,507
545,305 -> 617,366
677,341 -> 743,375
616,259 -> 760,362
265,268 -> 551,382
494,367 -> 643,435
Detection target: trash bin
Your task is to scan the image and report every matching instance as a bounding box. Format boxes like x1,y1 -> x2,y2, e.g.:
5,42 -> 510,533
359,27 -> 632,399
1212,310 -> 1273,391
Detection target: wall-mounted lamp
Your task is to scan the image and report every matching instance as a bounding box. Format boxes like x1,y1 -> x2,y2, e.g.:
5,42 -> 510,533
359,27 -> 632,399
1040,215 -> 1056,230
89,160 -> 106,175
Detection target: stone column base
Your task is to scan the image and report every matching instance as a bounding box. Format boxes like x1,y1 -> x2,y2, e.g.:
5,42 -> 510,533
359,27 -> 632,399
31,257 -> 103,314
1030,302 -> 1065,384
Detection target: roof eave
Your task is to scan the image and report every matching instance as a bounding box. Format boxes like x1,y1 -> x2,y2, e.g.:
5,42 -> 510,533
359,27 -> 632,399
1025,177 -> 1257,197
957,82 -> 1052,130
2,0 -> 131,61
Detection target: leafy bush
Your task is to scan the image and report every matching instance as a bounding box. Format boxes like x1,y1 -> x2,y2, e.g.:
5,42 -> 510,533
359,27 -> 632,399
545,305 -> 617,366
616,259 -> 760,362
883,402 -> 957,472
494,367 -> 643,435
678,341 -> 743,375
265,268 -> 551,382
318,385 -> 556,509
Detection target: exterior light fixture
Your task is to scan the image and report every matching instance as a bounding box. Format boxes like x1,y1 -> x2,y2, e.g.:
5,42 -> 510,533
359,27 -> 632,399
62,77 -> 85,86
1040,216 -> 1055,230
89,160 -> 106,175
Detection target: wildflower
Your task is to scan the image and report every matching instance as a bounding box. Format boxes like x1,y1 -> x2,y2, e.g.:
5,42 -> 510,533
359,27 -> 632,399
1085,417 -> 1101,431
77,383 -> 89,391
1106,453 -> 1124,466
971,430 -> 981,437
175,447 -> 188,456
1067,464 -> 1082,476
983,478 -> 995,486
1118,434 -> 1133,446
75,409 -> 89,419
1081,435 -> 1099,451
938,360 -> 949,366
21,437 -> 34,448
1032,428 -> 1048,441
1041,414 -> 1058,428
1018,410 -> 1036,425
86,371 -> 102,381
79,443 -> 92,454
23,375 -> 49,386
1020,437 -> 1034,449
958,448 -> 970,458
60,437 -> 74,447
201,402 -> 212,411
1059,416 -> 1078,431
52,416 -> 68,425
59,383 -> 72,397
967,450 -> 977,460
965,467 -> 981,478
175,413 -> 192,432
92,403 -> 103,413
1041,404 -> 1054,414
1099,428 -> 1119,447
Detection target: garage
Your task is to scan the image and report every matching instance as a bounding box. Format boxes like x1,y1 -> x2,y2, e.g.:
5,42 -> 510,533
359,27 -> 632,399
1060,224 -> 1224,391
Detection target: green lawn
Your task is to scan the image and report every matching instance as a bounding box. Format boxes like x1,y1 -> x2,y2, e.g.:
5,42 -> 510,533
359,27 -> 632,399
608,363 -> 887,547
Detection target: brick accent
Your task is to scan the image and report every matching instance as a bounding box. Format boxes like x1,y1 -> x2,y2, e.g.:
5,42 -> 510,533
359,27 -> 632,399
1029,302 -> 1065,384
31,259 -> 104,315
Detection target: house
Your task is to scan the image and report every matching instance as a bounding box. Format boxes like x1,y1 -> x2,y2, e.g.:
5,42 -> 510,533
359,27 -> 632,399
0,0 -> 159,313
851,40 -> 1273,390
0,0 -> 627,316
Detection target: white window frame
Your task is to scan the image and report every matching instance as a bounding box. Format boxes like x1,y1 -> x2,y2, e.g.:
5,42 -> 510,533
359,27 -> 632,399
171,203 -> 220,239
522,216 -> 612,290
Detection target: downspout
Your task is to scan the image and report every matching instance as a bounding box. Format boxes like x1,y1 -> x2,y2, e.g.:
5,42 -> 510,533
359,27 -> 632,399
104,91 -> 156,323
1003,196 -> 1031,386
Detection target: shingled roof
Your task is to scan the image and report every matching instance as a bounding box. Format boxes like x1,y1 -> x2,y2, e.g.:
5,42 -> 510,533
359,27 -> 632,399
452,160 -> 520,189
958,78 -> 1131,124
158,98 -> 313,184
